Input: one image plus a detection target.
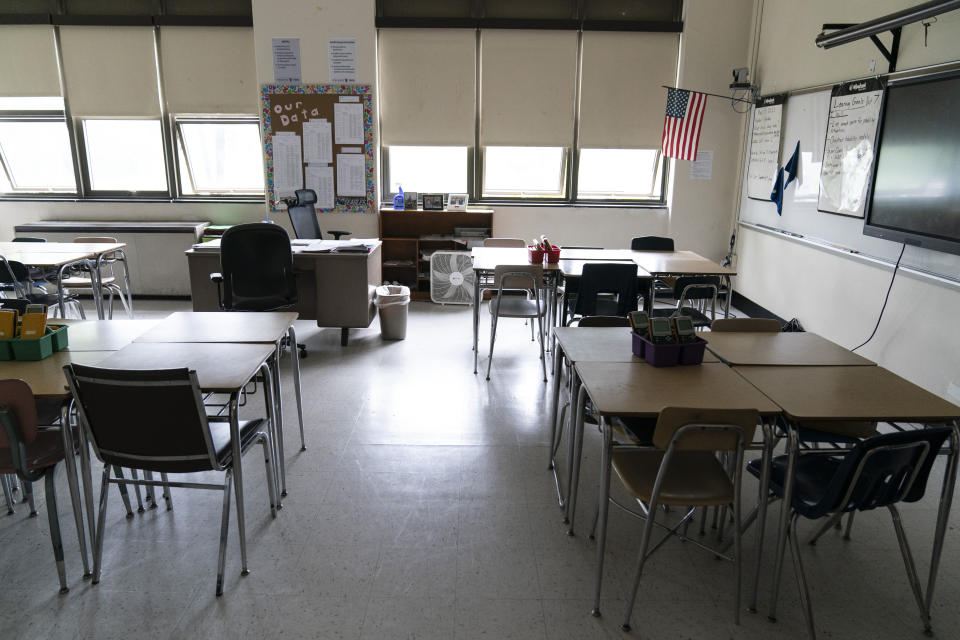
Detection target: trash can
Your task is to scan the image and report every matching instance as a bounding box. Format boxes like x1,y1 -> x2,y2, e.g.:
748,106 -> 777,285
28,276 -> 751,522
376,284 -> 410,340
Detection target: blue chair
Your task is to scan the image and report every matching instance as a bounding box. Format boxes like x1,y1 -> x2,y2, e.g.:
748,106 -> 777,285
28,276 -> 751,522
747,426 -> 952,638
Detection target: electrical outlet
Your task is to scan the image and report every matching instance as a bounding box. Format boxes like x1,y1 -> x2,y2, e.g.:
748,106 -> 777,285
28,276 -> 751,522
868,59 -> 876,74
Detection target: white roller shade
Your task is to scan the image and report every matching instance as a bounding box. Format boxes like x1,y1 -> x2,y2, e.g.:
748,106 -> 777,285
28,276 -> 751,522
0,26 -> 61,97
379,29 -> 476,146
160,26 -> 257,114
60,26 -> 160,117
579,32 -> 679,149
480,30 -> 577,147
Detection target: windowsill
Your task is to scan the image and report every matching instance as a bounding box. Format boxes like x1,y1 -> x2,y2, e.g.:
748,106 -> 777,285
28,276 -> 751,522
379,199 -> 667,210
0,195 -> 266,204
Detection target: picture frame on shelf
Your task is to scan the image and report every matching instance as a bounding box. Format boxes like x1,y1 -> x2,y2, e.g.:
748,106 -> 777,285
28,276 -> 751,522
422,194 -> 444,210
403,191 -> 419,210
447,193 -> 468,211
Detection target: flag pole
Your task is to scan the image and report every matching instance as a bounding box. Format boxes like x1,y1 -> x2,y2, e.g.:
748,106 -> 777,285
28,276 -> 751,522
661,85 -> 755,105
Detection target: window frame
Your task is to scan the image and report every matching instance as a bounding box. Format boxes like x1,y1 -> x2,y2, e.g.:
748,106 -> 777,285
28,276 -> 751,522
75,116 -> 172,198
380,144 -> 475,202
172,115 -> 265,199
0,107 -> 79,197
480,145 -> 571,201
574,148 -> 667,203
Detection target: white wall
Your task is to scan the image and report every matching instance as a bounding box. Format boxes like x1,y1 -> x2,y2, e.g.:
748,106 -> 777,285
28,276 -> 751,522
735,0 -> 960,401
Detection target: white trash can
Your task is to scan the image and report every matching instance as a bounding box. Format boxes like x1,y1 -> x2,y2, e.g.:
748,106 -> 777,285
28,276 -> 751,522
376,284 -> 410,340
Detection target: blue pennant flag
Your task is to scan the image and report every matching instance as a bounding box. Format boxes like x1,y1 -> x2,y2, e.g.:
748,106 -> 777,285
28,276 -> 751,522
770,167 -> 785,215
783,141 -> 800,190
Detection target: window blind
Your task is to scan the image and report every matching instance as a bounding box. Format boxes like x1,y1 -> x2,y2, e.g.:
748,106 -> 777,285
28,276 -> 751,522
0,26 -> 62,98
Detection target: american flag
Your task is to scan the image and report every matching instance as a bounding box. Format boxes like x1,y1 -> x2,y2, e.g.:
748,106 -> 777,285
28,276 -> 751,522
662,88 -> 706,161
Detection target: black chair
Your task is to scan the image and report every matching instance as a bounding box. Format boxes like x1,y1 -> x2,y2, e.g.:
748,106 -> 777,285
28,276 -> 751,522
210,223 -> 306,358
284,189 -> 351,240
650,276 -> 719,328
64,364 -> 278,597
568,263 -> 643,324
630,236 -> 674,251
747,427 -> 953,638
12,237 -> 46,242
0,257 -> 85,318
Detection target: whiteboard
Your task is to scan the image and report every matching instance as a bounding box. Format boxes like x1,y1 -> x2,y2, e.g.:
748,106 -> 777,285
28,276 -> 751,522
738,87 -> 960,282
746,94 -> 785,200
818,78 -> 885,218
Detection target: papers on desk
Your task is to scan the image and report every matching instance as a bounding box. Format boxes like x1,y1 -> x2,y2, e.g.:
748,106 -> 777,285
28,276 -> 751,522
191,238 -> 222,252
293,238 -> 379,254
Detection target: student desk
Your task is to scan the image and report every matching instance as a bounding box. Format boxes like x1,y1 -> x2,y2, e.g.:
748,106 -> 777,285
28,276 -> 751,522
134,311 -> 304,497
52,318 -> 159,351
631,250 -> 736,316
705,331 -> 875,366
185,242 -> 381,345
734,365 -> 960,627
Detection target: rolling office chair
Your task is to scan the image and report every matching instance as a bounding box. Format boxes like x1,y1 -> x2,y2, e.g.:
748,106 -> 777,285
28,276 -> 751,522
209,223 -> 307,359
284,189 -> 351,240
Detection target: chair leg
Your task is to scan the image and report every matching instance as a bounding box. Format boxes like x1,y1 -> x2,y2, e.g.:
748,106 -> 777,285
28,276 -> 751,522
93,466 -> 111,584
843,510 -> 856,540
888,505 -> 930,630
129,469 -> 145,513
622,497 -> 660,631
537,314 -> 547,382
788,514 -> 817,640
112,466 -> 134,518
260,434 -> 278,518
808,511 -> 845,545
23,480 -> 37,517
43,467 -> 69,594
486,307 -> 500,381
216,470 -> 233,597
144,470 -> 157,509
2,475 -> 14,515
160,472 -> 173,511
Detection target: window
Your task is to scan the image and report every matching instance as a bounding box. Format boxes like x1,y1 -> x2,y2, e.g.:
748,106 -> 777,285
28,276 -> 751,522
577,149 -> 664,200
82,119 -> 168,192
482,146 -> 566,198
386,146 -> 469,195
0,97 -> 77,195
176,119 -> 264,196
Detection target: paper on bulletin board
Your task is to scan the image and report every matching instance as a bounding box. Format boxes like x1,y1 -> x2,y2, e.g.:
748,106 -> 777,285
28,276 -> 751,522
328,38 -> 358,83
334,103 -> 363,144
336,153 -> 365,197
747,94 -> 785,199
272,38 -> 301,83
305,164 -> 335,209
272,131 -> 303,198
302,119 -> 332,164
818,78 -> 885,218
689,150 -> 713,180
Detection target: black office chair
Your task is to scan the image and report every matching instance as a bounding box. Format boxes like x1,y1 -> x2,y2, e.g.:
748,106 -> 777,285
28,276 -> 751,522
630,236 -> 675,251
0,257 -> 85,318
284,189 -> 351,240
567,263 -> 645,325
210,223 -> 306,358
747,427 -> 952,638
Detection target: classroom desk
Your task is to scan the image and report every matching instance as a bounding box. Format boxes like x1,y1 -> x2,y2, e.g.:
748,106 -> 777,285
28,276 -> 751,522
134,311 -> 304,497
185,242 -> 381,345
631,250 -> 736,316
573,361 -> 781,617
704,331 -> 875,366
52,318 -> 160,351
734,365 -> 960,628
91,341 -> 277,573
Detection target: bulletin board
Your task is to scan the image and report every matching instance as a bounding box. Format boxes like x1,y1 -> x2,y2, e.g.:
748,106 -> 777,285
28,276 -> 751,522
260,84 -> 375,213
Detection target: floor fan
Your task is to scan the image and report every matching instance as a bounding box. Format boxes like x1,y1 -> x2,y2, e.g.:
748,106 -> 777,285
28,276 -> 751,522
430,251 -> 475,305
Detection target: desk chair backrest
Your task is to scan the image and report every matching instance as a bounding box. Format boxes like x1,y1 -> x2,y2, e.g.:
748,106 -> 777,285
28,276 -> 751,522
711,318 -> 781,332
219,223 -> 297,311
631,236 -> 674,251
799,428 -> 952,519
577,315 -> 630,327
653,407 -> 758,452
574,262 -> 639,318
484,238 -> 526,248
493,264 -> 543,291
0,258 -> 28,298
0,379 -> 38,449
65,364 -> 219,474
286,189 -> 323,240
12,237 -> 45,242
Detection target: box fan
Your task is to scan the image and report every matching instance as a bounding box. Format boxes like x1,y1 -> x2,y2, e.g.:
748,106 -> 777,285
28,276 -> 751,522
430,251 -> 475,305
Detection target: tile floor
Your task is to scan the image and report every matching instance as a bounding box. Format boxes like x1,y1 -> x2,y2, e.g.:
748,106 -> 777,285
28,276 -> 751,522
2,299 -> 960,639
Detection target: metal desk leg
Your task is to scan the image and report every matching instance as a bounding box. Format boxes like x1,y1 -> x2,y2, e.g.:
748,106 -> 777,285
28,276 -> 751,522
228,394 -> 249,575
287,327 -> 306,451
76,403 -> 96,576
272,346 -> 287,497
260,363 -> 281,509
724,275 -> 732,318
116,249 -> 134,317
591,416 -> 613,617
58,402 -> 90,577
767,425 -> 799,621
473,272 -> 481,374
565,383 -> 587,534
86,259 -> 105,320
548,345 -> 564,469
749,418 -> 775,613
922,421 -> 960,632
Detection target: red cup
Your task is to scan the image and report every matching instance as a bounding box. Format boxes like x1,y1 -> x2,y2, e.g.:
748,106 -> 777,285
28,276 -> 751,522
545,246 -> 561,264
528,245 -> 545,263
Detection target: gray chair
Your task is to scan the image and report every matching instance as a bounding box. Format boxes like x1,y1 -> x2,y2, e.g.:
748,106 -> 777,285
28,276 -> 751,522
64,364 -> 278,597
56,237 -> 133,319
486,264 -> 547,382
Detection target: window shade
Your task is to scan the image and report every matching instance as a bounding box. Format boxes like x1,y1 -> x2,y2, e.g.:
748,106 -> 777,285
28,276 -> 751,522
378,29 -> 476,146
480,29 -> 577,147
160,27 -> 257,114
59,26 -> 160,117
578,31 -> 678,149
0,26 -> 62,97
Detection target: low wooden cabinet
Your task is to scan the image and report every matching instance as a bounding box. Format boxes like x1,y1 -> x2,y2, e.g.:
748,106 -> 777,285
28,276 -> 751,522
379,208 -> 493,300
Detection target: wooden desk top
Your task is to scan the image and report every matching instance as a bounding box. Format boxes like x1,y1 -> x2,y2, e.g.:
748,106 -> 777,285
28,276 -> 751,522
576,361 -> 780,418
51,319 -> 161,351
630,251 -> 736,276
0,242 -> 124,256
555,327 -> 719,364
734,365 -> 960,423
471,247 -> 561,272
0,351 -> 111,397
704,332 -> 875,366
557,259 -> 651,278
94,342 -> 275,393
134,311 -> 298,344
559,249 -> 640,261
0,250 -> 98,267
